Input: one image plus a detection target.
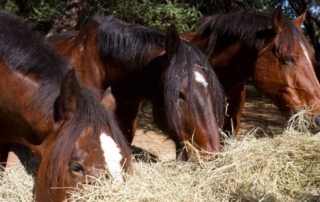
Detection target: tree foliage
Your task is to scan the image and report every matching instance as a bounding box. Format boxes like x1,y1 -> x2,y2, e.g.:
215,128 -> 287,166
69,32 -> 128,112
1,0 -> 320,65
1,0 -> 319,31
1,0 -> 66,32
108,0 -> 201,32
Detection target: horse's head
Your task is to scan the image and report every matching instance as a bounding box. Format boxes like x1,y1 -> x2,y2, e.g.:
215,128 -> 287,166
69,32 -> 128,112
253,10 -> 320,131
152,25 -> 226,159
36,70 -> 131,201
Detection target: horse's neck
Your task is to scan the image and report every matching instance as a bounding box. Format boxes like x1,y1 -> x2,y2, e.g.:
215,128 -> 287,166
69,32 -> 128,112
50,32 -> 106,92
208,41 -> 258,91
0,63 -> 56,144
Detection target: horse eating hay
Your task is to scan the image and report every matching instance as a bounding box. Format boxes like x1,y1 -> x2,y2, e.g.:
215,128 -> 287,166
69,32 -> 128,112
0,11 -> 131,201
182,10 -> 320,134
48,16 -> 226,159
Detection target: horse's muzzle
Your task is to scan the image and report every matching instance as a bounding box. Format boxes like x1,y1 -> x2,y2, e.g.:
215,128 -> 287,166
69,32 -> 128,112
312,115 -> 320,133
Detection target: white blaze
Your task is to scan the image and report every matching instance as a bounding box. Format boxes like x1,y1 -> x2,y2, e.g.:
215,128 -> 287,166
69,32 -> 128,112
99,132 -> 123,181
194,71 -> 208,87
300,41 -> 313,67
300,42 -> 320,86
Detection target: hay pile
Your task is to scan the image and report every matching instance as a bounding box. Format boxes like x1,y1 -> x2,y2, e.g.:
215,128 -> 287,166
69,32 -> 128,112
0,165 -> 34,201
1,114 -> 320,202
68,133 -> 320,201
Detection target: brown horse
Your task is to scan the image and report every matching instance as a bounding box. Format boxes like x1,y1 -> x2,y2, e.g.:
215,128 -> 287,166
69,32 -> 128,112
48,16 -> 226,159
0,11 -> 131,201
182,10 -> 320,134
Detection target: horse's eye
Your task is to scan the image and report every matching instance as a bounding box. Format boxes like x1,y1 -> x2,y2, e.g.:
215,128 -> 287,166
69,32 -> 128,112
70,162 -> 85,175
179,91 -> 187,101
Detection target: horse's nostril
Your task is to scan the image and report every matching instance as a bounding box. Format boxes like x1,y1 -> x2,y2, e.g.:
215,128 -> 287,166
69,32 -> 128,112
313,115 -> 320,129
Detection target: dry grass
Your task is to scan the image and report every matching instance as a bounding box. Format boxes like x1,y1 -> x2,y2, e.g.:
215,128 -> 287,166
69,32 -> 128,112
1,112 -> 320,202
68,133 -> 320,202
0,165 -> 34,202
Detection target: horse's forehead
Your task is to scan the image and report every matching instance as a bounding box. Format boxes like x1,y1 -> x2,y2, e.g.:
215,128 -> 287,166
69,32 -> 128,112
76,127 -> 102,150
78,126 -> 94,139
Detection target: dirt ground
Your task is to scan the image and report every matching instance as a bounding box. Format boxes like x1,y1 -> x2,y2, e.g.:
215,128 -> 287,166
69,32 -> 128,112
132,86 -> 288,161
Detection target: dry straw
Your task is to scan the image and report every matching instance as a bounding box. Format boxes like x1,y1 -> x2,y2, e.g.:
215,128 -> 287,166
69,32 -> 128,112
0,165 -> 34,202
1,110 -> 320,202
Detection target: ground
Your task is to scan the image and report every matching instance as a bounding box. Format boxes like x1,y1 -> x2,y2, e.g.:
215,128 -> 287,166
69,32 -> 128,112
132,85 -> 288,161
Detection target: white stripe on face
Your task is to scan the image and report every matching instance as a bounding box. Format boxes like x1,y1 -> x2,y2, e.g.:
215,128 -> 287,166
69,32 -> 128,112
99,132 -> 123,181
194,71 -> 208,87
300,41 -> 313,67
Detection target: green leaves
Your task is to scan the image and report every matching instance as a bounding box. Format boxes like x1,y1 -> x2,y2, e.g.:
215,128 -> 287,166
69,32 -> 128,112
109,0 -> 202,32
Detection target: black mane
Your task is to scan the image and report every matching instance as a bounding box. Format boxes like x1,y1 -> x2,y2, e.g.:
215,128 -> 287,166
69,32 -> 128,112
0,10 -> 71,111
196,11 -> 312,64
0,11 -> 69,80
196,11 -> 272,54
94,15 -> 165,70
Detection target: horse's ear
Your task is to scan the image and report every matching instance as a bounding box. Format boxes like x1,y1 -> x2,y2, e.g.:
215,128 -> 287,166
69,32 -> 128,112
165,24 -> 180,60
54,69 -> 82,122
293,12 -> 306,27
272,8 -> 285,33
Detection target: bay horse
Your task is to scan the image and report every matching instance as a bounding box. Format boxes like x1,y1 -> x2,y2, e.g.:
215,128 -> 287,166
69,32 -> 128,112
47,16 -> 226,159
182,10 -> 320,134
0,11 -> 131,201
